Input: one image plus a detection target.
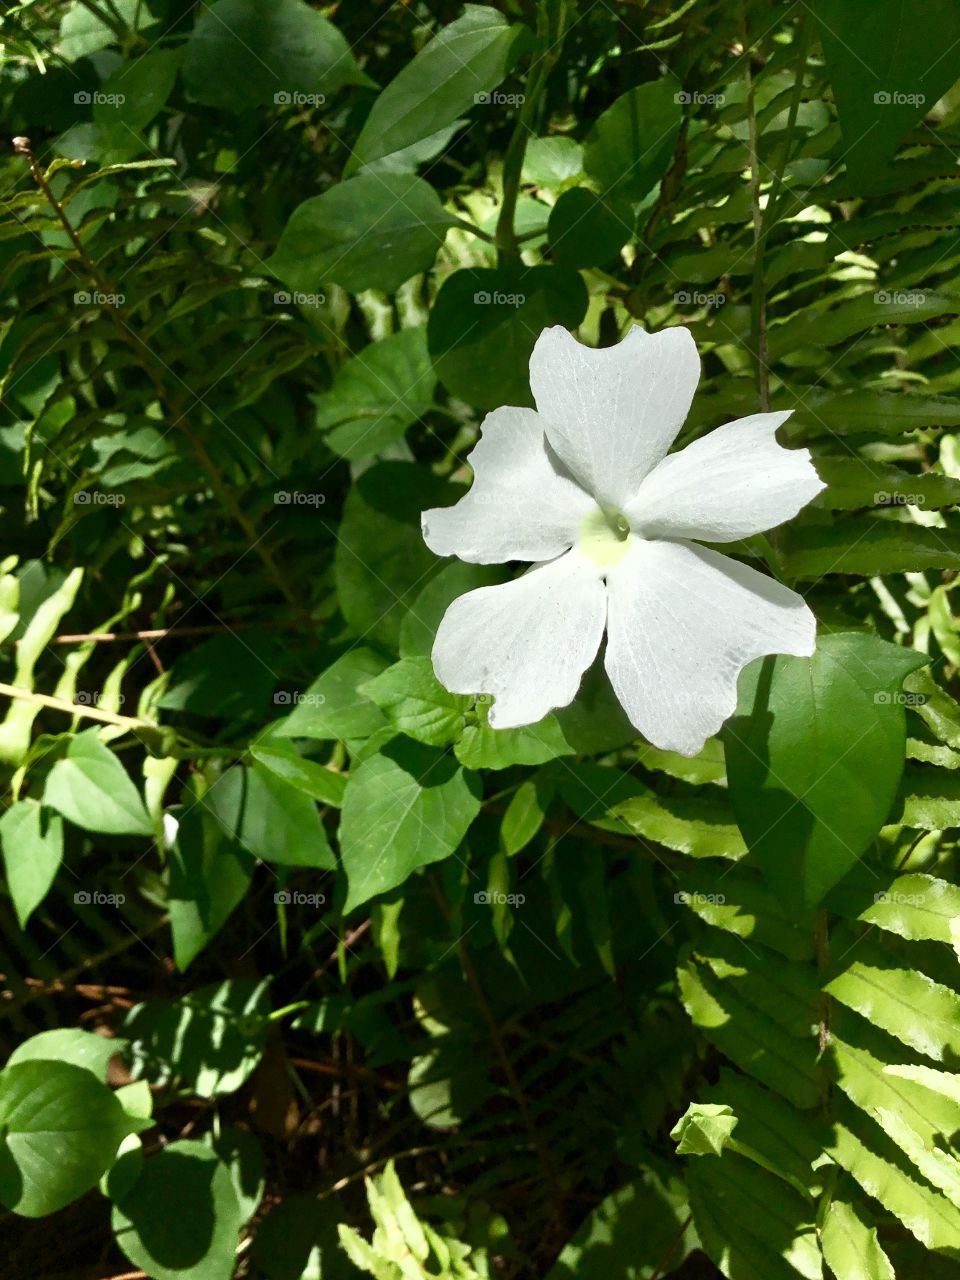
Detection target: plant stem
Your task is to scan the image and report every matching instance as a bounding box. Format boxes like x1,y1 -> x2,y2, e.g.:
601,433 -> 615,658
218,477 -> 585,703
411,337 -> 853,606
495,2 -> 568,264
740,4 -> 769,410
0,679 -> 158,733
14,139 -> 305,616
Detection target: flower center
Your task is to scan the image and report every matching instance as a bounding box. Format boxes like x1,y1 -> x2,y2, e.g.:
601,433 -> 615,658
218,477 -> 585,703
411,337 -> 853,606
578,505 -> 632,567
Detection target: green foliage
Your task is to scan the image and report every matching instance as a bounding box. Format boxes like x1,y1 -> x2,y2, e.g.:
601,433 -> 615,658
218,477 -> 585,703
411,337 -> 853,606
1,0 -> 960,1277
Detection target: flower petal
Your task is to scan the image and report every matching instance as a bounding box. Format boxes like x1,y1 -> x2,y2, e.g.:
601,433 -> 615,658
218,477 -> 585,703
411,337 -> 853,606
528,325 -> 700,508
626,411 -> 826,542
604,538 -> 816,755
432,552 -> 606,727
421,406 -> 594,564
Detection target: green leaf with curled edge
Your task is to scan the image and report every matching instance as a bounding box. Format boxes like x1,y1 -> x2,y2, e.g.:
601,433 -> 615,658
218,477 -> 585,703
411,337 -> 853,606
725,633 -> 927,907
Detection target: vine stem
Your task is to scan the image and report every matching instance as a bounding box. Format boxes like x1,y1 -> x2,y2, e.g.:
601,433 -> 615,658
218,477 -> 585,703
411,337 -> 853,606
0,679 -> 158,733
650,1211 -> 694,1280
740,4 -> 769,411
13,138 -> 305,616
495,1 -> 569,264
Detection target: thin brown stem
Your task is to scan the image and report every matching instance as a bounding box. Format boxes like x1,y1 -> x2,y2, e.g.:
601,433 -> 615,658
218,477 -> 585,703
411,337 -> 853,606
739,11 -> 769,410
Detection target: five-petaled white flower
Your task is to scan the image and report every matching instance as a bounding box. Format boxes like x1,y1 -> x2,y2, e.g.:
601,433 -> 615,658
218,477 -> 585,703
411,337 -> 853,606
421,326 -> 825,756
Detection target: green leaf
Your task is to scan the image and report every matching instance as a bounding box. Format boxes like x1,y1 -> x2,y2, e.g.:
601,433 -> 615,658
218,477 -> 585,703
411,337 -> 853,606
821,1195 -> 895,1280
167,810 -> 255,972
725,634 -> 927,906
399,561 -> 505,659
546,1167 -> 696,1279
360,657 -> 471,747
812,0 -> 960,181
346,5 -> 523,174
523,136 -> 584,190
276,648 -> 389,741
112,1139 -> 244,1280
779,521 -> 960,579
249,739 -> 346,807
828,1098 -> 960,1253
826,956 -> 960,1061
335,463 -> 456,650
202,762 -> 335,868
686,1150 -> 822,1280
455,709 -> 575,770
57,0 -> 152,60
548,188 -> 631,269
894,765 -> 960,829
123,979 -> 271,1098
0,1060 -> 133,1217
8,1028 -> 125,1082
267,174 -> 456,295
340,739 -> 482,911
583,78 -> 682,201
96,49 -> 179,131
828,870 -> 960,944
427,266 -> 589,409
313,327 -> 436,461
43,729 -> 152,836
0,799 -> 63,928
183,0 -> 369,112
813,457 -> 960,511
500,771 -> 555,856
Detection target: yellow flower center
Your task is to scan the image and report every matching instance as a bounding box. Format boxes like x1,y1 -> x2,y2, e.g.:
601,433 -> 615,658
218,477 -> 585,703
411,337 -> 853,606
579,505 -> 632,567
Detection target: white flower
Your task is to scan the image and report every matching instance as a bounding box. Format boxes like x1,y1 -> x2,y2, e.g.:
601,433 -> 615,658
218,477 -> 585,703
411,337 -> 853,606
421,326 -> 825,756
